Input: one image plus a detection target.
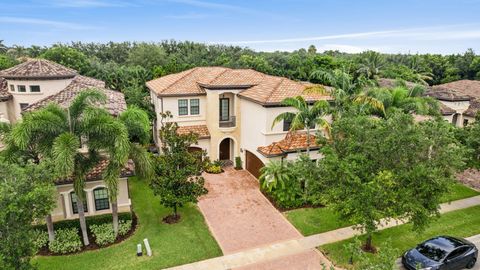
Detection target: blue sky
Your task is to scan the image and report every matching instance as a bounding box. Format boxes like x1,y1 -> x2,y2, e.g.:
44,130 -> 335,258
1,0 -> 480,54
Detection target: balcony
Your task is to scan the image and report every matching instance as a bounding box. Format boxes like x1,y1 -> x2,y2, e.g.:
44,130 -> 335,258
219,116 -> 236,128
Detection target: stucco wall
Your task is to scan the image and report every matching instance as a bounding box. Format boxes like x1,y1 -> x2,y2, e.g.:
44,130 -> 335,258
6,78 -> 73,121
52,178 -> 131,221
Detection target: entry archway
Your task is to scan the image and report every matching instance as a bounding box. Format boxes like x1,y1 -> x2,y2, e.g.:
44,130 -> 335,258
219,138 -> 234,161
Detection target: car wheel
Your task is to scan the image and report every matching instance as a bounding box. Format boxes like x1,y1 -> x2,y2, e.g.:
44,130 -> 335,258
467,258 -> 477,269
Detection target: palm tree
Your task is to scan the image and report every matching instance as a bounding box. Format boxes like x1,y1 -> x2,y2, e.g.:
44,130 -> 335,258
272,96 -> 330,155
308,68 -> 383,117
0,40 -> 7,54
355,86 -> 439,117
357,51 -> 385,80
259,159 -> 291,191
10,90 -> 131,245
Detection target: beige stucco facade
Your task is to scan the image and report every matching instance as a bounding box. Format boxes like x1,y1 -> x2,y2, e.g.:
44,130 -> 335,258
439,100 -> 475,127
151,88 -> 324,167
52,178 -> 131,222
2,77 -> 74,122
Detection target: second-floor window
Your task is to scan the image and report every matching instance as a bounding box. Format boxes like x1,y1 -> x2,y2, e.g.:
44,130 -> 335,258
17,85 -> 26,92
30,85 -> 40,92
9,85 -> 14,92
178,99 -> 188,116
283,119 -> 292,131
190,99 -> 200,115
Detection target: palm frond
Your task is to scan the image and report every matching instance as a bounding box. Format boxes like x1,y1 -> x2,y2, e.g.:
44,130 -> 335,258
119,106 -> 151,144
52,132 -> 80,177
271,112 -> 296,130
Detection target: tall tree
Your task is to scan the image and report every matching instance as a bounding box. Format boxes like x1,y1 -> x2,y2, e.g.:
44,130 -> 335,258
10,90 -> 130,245
0,160 -> 56,270
317,113 -> 465,250
150,114 -> 207,222
272,96 -> 330,154
357,51 -> 385,80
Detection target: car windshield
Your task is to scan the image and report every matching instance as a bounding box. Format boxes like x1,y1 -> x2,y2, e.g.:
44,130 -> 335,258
416,242 -> 448,262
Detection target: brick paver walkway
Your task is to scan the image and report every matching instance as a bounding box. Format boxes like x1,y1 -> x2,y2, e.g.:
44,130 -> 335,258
165,174 -> 480,270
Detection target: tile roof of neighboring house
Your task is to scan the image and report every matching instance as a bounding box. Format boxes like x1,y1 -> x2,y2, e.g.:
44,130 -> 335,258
146,67 -> 331,106
427,80 -> 480,117
439,103 -> 456,115
23,75 -> 126,116
55,159 -> 135,185
176,124 -> 210,139
0,59 -> 77,80
0,77 -> 12,101
257,131 -> 320,157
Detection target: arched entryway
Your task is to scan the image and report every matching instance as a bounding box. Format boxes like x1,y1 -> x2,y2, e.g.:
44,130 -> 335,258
245,150 -> 265,179
219,138 -> 234,161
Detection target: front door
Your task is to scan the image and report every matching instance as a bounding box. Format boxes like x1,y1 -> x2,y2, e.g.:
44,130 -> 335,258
219,98 -> 230,121
219,139 -> 230,160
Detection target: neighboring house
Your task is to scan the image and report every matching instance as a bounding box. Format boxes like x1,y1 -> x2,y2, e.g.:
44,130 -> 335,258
147,67 -> 331,178
426,80 -> 480,127
0,59 -> 132,221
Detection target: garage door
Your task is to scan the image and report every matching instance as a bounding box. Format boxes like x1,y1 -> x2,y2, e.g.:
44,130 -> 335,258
245,150 -> 264,179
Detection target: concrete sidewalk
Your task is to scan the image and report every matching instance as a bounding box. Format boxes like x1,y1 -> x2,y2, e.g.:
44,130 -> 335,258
165,195 -> 480,270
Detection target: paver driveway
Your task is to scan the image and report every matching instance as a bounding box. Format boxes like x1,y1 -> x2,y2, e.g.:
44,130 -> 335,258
198,167 -> 328,270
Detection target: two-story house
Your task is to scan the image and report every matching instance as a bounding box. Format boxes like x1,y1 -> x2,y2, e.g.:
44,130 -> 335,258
0,59 -> 132,221
147,67 -> 331,178
426,80 -> 480,127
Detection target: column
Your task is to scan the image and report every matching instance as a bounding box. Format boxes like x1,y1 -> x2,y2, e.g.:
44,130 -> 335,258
62,192 -> 72,219
457,113 -> 464,127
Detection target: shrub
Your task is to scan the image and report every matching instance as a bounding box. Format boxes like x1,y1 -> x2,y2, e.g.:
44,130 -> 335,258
118,220 -> 133,236
33,212 -> 132,232
32,230 -> 49,252
235,156 -> 242,169
205,164 -> 222,174
48,228 -> 82,254
90,223 -> 115,247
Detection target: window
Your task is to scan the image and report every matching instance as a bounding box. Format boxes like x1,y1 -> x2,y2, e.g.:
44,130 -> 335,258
190,99 -> 200,115
464,119 -> 469,126
19,103 -> 29,111
446,247 -> 470,261
17,85 -> 26,92
283,119 -> 292,131
9,85 -> 14,92
30,85 -> 40,92
93,188 -> 110,211
178,99 -> 188,116
70,192 -> 88,214
219,98 -> 230,121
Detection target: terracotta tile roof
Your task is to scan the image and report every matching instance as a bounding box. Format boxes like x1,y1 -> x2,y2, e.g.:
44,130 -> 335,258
23,75 -> 125,116
439,103 -> 456,115
0,77 -> 12,101
257,131 -> 320,157
427,80 -> 480,116
146,67 -> 331,106
0,59 -> 77,80
55,159 -> 135,185
465,100 -> 480,117
176,124 -> 210,139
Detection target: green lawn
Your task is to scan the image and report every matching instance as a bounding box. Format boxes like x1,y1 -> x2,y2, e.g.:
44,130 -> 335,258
33,177 -> 222,270
285,183 -> 480,236
319,205 -> 480,268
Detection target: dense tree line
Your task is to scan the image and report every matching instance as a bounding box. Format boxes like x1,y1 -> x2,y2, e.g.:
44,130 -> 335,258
1,40 -> 479,115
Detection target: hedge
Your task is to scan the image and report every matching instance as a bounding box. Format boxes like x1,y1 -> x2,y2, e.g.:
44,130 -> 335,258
34,212 -> 133,232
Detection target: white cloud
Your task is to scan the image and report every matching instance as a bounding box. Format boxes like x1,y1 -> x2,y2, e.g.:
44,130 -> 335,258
0,17 -> 97,30
214,24 -> 480,45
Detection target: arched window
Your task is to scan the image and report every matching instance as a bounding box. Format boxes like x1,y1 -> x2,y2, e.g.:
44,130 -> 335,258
93,187 -> 110,211
70,192 -> 88,214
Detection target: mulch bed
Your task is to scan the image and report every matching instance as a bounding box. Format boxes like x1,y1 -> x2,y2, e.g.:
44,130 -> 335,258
37,212 -> 138,256
457,168 -> 480,191
162,214 -> 181,224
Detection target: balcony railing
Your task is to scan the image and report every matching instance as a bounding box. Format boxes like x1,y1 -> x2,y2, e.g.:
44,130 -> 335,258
219,116 -> 236,128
